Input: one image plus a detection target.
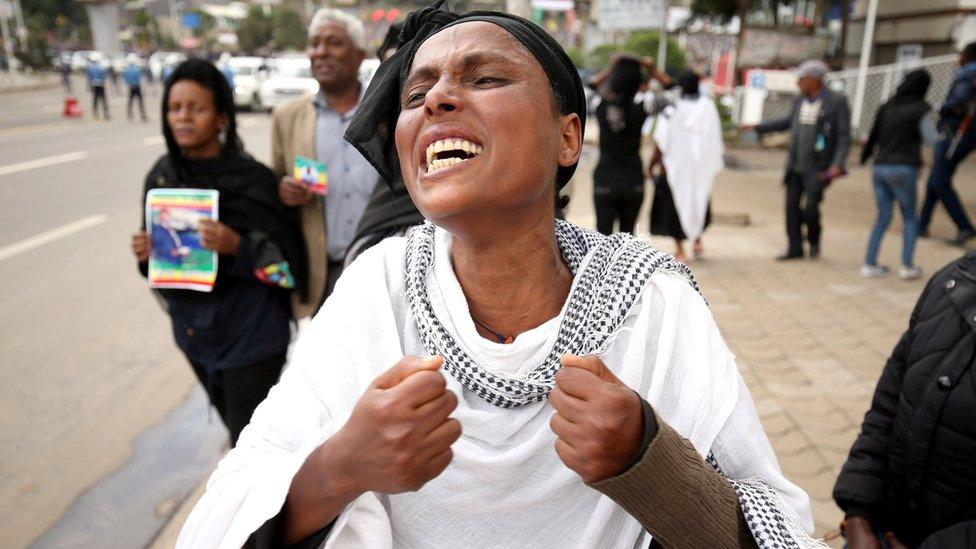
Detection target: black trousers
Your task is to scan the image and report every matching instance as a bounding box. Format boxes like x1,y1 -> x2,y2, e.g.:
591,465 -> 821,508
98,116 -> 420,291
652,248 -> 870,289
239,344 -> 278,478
127,86 -> 146,120
594,184 -> 644,235
785,171 -> 824,254
191,352 -> 286,446
92,85 -> 109,118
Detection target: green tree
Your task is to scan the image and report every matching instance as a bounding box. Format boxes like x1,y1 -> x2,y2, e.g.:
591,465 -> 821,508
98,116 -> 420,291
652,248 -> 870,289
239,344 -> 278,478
15,17 -> 53,70
272,8 -> 306,51
236,6 -> 273,53
564,46 -> 584,69
22,0 -> 88,43
586,32 -> 687,74
623,31 -> 687,74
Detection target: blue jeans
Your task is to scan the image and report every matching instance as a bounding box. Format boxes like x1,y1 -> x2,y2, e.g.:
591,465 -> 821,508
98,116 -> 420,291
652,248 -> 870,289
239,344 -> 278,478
920,133 -> 976,233
866,164 -> 920,267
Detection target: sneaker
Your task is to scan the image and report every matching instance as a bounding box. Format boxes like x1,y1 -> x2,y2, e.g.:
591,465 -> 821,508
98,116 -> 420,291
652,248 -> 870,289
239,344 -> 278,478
899,266 -> 923,280
860,264 -> 890,278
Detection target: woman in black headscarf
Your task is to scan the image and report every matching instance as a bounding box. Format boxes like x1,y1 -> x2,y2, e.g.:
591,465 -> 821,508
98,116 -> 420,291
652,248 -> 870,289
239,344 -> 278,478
130,58 -> 305,445
859,69 -> 935,280
176,5 -> 815,548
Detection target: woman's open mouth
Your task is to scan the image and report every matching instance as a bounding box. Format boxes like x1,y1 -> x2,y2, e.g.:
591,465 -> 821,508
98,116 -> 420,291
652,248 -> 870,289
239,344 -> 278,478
424,138 -> 485,174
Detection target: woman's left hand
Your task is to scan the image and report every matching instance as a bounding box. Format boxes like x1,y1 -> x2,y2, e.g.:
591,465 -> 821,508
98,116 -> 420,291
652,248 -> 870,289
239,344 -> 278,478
198,219 -> 240,255
549,354 -> 644,483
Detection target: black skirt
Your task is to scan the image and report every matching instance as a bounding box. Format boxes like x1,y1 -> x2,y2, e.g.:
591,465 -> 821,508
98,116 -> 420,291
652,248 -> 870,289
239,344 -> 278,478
650,173 -> 711,240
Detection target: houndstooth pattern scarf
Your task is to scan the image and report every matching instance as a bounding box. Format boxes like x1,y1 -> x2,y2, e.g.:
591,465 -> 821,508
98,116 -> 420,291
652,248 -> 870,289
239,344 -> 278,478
707,454 -> 829,548
403,220 -> 699,408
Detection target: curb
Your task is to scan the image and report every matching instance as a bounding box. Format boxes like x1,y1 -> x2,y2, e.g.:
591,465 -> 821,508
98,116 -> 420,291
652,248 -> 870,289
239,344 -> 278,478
148,474 -> 210,548
0,79 -> 61,95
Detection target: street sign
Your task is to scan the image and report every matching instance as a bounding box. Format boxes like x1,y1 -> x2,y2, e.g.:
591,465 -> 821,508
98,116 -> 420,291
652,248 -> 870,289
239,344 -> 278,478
598,0 -> 664,31
896,44 -> 923,64
181,12 -> 200,30
532,0 -> 573,10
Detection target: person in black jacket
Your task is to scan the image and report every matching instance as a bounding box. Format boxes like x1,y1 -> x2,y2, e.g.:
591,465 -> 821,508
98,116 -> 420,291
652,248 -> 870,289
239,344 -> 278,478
859,69 -> 938,281
833,252 -> 976,548
130,59 -> 306,445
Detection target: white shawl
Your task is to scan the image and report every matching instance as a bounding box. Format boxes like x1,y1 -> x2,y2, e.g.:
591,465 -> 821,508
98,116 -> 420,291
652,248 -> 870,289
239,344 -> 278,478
653,96 -> 725,243
176,227 -> 814,548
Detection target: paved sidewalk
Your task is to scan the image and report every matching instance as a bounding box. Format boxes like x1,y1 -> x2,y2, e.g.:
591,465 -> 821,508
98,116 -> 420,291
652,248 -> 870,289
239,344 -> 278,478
567,144 -> 973,542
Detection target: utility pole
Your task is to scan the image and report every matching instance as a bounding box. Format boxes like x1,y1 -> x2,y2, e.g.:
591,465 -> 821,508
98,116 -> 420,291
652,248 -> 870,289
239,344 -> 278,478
0,0 -> 17,85
11,0 -> 25,51
657,0 -> 668,71
851,0 -> 878,134
167,0 -> 181,47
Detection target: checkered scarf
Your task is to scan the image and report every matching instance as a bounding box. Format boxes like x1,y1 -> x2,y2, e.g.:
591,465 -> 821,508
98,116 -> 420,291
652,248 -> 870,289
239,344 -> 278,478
404,220 -> 699,408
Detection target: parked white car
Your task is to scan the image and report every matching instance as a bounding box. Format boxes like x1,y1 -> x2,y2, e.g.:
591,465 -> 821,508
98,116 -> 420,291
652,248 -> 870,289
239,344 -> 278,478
259,58 -> 318,110
71,50 -> 95,72
148,51 -> 184,81
228,56 -> 269,111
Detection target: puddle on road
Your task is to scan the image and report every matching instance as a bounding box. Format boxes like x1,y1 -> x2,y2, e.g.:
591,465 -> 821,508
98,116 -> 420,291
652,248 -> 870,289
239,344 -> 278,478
30,387 -> 227,549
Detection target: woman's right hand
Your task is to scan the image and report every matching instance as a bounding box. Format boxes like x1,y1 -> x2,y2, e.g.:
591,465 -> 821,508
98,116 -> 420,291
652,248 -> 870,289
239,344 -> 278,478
132,231 -> 150,262
845,517 -> 882,549
330,355 -> 460,495
283,356 -> 459,544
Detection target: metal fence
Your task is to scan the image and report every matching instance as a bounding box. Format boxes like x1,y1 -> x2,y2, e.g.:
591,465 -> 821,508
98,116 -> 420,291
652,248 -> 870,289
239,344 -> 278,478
732,54 -> 959,138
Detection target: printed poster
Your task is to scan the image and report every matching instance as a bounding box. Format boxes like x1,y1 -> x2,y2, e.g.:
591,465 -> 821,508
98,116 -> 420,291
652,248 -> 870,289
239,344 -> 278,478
294,155 -> 328,195
145,188 -> 219,292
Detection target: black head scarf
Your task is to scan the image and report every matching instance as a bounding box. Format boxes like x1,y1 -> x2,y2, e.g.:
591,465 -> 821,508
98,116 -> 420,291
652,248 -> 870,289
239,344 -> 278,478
893,69 -> 931,101
344,1 -> 586,190
677,70 -> 700,97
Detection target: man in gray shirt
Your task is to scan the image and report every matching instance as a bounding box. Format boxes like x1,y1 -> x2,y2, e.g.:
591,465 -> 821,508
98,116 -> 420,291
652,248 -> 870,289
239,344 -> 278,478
747,60 -> 851,261
271,9 -> 379,315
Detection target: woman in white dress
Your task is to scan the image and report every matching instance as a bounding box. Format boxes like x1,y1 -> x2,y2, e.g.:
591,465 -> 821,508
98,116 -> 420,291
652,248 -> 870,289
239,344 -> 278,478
176,3 -> 821,548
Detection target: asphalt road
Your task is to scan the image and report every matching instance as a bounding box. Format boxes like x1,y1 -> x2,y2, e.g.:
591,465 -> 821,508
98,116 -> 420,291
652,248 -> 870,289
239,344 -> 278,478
0,80 -> 277,548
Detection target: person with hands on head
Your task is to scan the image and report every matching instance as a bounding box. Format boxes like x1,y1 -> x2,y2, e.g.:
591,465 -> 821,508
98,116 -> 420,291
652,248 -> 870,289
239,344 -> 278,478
131,58 -> 305,446
177,3 -> 816,548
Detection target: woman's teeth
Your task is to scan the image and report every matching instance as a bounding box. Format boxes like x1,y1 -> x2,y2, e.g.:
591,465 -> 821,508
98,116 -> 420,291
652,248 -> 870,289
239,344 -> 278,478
425,138 -> 485,173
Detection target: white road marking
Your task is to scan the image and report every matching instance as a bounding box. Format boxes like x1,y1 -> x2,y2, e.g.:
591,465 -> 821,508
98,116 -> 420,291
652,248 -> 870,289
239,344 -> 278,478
0,214 -> 108,262
0,151 -> 88,177
144,135 -> 164,146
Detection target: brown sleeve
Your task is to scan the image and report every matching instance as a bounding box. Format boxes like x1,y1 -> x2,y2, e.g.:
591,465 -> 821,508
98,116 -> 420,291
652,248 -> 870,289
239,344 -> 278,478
589,413 -> 758,549
270,106 -> 288,180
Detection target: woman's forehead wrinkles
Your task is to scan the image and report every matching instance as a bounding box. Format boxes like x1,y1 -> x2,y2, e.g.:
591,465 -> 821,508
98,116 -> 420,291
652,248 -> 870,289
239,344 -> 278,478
406,50 -> 528,84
